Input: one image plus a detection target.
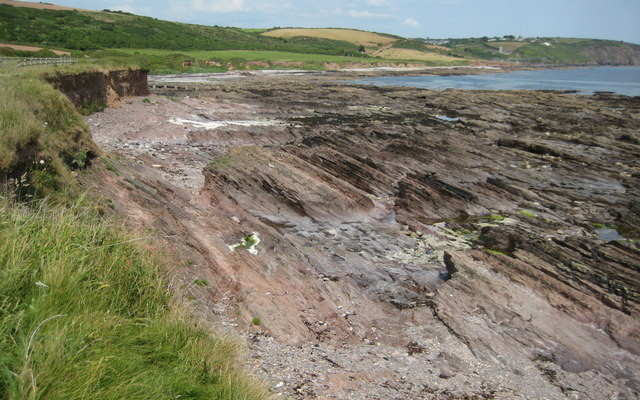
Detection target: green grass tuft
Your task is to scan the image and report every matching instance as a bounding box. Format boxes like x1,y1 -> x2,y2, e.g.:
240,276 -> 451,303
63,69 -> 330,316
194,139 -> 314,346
0,198 -> 269,400
518,209 -> 537,218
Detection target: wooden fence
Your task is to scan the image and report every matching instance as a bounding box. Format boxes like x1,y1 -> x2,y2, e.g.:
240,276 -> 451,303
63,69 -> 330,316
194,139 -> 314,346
0,57 -> 78,67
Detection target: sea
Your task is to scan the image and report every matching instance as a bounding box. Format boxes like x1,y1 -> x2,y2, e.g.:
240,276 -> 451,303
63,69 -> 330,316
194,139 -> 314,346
352,66 -> 640,96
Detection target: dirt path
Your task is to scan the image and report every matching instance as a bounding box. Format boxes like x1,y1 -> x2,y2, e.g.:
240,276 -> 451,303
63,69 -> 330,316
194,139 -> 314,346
82,74 -> 640,399
0,43 -> 71,56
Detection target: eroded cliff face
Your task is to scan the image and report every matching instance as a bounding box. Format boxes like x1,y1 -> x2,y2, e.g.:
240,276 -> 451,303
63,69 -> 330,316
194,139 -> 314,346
47,69 -> 149,110
81,74 -> 640,399
580,42 -> 640,65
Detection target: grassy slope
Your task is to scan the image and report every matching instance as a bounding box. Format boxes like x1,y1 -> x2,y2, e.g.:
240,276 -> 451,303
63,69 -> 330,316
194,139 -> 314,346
261,28 -> 472,64
1,4 -> 465,67
374,48 -> 463,63
486,41 -> 528,52
0,68 -> 269,399
0,68 -> 97,200
443,37 -> 640,64
114,48 -> 370,62
113,48 -> 387,72
0,4 -> 363,56
0,198 -> 268,400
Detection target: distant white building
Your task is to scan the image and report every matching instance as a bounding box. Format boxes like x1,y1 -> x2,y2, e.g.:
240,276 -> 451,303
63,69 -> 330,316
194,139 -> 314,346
422,39 -> 450,45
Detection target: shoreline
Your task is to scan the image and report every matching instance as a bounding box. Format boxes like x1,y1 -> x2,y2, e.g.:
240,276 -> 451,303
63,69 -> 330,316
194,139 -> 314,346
147,64 -> 640,96
147,65 -> 503,84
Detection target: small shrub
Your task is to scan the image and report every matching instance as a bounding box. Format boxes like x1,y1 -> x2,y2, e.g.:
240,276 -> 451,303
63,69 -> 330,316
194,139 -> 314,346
79,101 -> 106,115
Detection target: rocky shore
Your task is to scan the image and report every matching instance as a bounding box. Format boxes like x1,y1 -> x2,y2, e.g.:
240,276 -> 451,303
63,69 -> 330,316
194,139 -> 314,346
82,71 -> 640,399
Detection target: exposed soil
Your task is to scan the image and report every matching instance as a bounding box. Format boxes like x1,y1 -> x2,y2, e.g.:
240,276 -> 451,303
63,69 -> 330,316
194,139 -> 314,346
0,0 -> 94,12
48,70 -> 150,109
81,71 -> 640,399
0,43 -> 71,56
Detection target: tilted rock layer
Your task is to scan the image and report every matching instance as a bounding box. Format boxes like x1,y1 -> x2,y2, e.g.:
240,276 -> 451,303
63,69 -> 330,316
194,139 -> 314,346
84,74 -> 640,399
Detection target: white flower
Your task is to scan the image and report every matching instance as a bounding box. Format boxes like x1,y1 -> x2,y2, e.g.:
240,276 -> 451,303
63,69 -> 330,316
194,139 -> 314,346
35,281 -> 49,288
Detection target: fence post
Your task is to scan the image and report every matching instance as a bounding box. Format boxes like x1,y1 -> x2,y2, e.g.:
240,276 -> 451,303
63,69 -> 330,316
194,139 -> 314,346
0,57 -> 79,68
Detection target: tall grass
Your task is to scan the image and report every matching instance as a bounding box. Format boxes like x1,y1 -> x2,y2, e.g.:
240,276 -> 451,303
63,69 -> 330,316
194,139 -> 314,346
0,197 -> 269,400
0,71 -> 43,172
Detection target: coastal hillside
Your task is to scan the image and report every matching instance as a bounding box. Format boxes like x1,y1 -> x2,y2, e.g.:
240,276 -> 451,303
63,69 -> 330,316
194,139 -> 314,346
439,36 -> 640,65
263,28 -> 640,65
263,27 -> 640,65
0,1 -> 364,56
262,28 -> 464,63
1,0 -> 640,69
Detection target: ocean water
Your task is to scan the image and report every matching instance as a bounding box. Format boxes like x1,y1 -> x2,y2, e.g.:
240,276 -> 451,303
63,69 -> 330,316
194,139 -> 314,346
352,66 -> 640,96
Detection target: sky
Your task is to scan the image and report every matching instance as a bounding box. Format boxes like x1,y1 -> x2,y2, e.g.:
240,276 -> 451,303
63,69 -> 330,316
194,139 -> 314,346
21,0 -> 640,44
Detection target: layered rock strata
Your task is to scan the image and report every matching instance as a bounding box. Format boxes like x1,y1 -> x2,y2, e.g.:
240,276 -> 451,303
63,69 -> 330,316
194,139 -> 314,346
83,75 -> 640,399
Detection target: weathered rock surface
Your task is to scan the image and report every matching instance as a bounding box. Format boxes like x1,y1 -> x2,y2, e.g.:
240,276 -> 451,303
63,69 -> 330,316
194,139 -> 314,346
82,72 -> 640,399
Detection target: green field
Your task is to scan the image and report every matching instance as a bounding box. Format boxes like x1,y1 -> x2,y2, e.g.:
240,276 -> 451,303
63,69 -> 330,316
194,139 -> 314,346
116,48 -> 371,62
263,28 -> 399,49
110,48 -> 410,72
374,48 -> 465,64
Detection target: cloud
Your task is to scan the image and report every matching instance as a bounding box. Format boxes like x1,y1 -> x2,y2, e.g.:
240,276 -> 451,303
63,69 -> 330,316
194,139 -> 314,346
365,0 -> 388,5
191,0 -> 248,13
334,8 -> 390,18
348,10 -> 390,18
402,17 -> 420,27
